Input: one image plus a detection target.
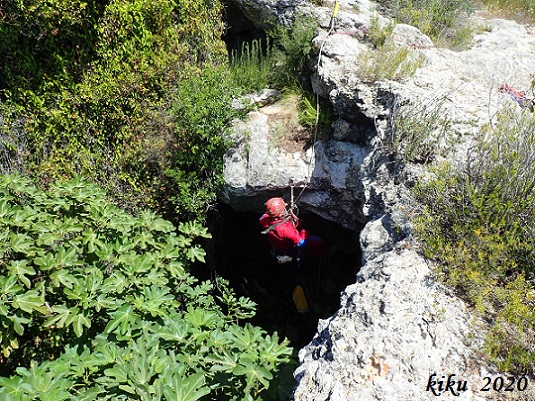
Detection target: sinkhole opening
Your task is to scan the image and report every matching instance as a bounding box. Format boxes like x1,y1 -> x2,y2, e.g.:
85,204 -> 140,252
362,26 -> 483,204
205,202 -> 362,349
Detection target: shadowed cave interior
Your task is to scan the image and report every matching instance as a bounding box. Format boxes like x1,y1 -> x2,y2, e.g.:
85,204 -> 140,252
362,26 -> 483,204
205,202 -> 362,349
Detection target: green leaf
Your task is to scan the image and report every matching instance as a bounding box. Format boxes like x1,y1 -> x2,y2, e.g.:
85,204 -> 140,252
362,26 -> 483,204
206,349 -> 239,373
0,376 -> 32,397
51,270 -> 77,288
7,260 -> 36,288
158,316 -> 190,342
148,217 -> 174,233
233,359 -> 273,390
68,313 -> 91,337
34,252 -> 55,271
186,245 -> 206,263
166,261 -> 187,279
162,372 -> 210,401
12,290 -> 45,314
103,366 -> 128,384
44,304 -> 72,328
0,275 -> 23,296
105,305 -> 137,336
9,233 -> 34,254
10,314 -> 31,336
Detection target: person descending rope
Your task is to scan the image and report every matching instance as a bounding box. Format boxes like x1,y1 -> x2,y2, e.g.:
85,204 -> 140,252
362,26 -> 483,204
259,197 -> 325,265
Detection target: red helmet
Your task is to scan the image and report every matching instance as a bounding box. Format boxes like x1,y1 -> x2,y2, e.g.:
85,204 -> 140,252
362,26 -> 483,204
265,197 -> 287,217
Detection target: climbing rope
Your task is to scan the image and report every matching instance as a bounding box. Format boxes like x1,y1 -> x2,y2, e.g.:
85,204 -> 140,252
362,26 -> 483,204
290,2 -> 340,208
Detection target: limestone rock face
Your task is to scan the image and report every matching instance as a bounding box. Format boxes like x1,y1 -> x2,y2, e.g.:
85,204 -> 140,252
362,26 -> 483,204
221,0 -> 535,399
292,242 -> 498,401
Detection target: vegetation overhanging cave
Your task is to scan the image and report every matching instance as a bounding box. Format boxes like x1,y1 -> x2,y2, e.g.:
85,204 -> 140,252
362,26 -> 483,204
205,202 -> 362,348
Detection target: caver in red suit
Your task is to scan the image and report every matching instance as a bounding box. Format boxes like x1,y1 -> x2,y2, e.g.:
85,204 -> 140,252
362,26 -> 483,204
259,197 -> 325,264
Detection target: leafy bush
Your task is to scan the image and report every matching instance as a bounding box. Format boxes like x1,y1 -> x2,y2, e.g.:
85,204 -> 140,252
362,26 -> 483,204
166,66 -> 242,219
0,174 -> 295,400
269,13 -> 318,89
1,0 -> 234,220
414,107 -> 535,373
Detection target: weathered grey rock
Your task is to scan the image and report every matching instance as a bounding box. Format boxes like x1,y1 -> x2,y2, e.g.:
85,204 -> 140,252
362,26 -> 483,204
221,105 -> 368,229
291,10 -> 535,401
292,242 -> 499,401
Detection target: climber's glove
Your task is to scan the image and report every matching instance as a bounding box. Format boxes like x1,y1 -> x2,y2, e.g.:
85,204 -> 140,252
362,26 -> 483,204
297,239 -> 306,248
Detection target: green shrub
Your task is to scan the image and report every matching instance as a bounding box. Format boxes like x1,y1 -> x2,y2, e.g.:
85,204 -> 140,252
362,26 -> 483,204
230,39 -> 274,92
0,174 -> 295,400
389,97 -> 451,163
269,13 -> 318,88
375,0 -> 475,48
0,0 -> 235,220
166,66 -> 243,219
414,107 -> 535,373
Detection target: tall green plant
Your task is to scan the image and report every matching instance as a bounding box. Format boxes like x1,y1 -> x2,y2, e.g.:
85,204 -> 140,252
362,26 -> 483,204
414,107 -> 535,373
230,39 -> 274,92
0,174 -> 295,400
166,66 -> 242,219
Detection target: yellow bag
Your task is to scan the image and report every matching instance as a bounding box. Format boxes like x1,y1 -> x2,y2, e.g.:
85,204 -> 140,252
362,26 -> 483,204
292,284 -> 311,313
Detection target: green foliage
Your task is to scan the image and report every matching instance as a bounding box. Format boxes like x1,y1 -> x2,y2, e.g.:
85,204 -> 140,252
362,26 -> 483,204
166,66 -> 242,219
228,13 -> 318,94
375,0 -> 475,48
0,0 -> 104,93
360,17 -> 426,82
389,97 -> 451,163
0,174 -> 295,400
1,0 -> 233,219
269,13 -> 318,88
230,39 -> 274,93
414,107 -> 535,373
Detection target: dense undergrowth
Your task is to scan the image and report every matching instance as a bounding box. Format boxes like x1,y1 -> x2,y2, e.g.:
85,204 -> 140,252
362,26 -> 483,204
393,102 -> 535,373
0,175 -> 295,400
0,1 -> 318,400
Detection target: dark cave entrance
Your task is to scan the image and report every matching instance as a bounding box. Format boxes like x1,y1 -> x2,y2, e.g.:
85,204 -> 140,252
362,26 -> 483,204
206,202 -> 362,349
222,3 -> 268,58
